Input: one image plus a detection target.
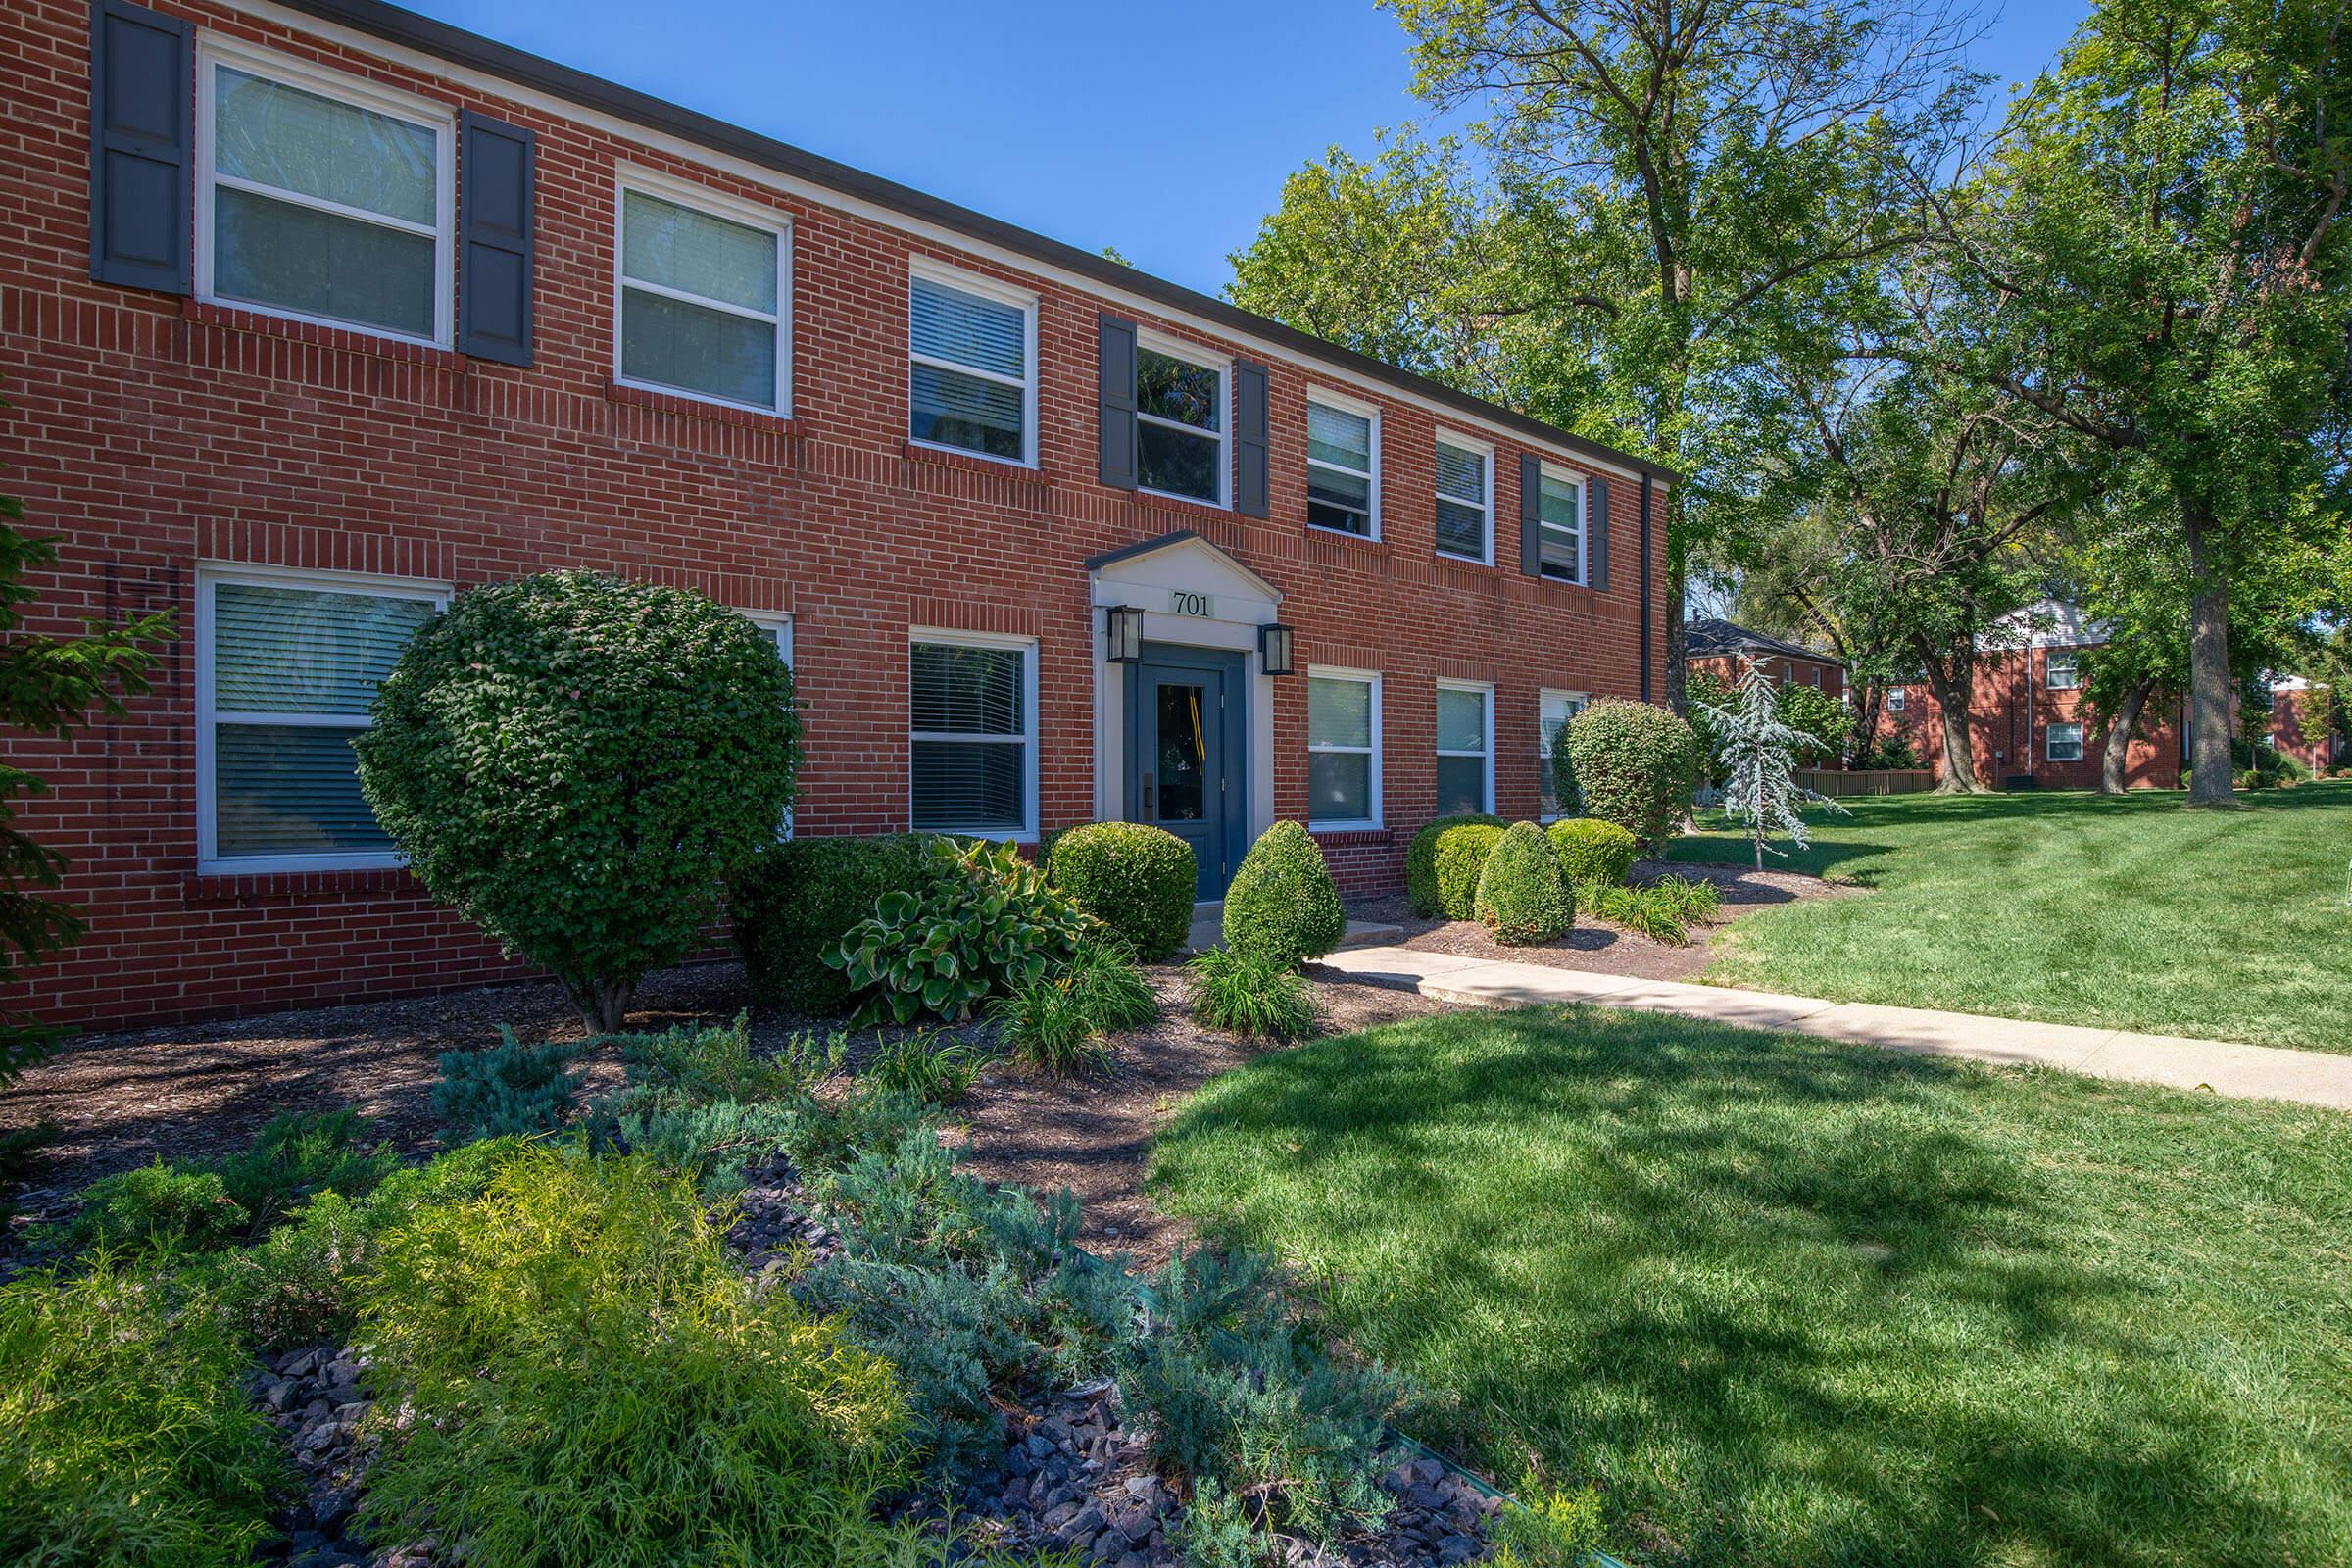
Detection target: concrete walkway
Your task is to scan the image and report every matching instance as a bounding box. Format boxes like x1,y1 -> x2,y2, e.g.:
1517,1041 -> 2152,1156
1313,945 -> 2352,1111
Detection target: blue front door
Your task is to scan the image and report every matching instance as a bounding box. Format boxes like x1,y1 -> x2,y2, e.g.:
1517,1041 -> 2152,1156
1127,644 -> 1248,900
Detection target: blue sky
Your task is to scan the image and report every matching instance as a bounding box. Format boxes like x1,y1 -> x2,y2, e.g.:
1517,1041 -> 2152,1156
409,0 -> 2091,297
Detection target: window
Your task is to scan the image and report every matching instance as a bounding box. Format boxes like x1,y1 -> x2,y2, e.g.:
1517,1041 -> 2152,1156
2046,721 -> 2084,762
1307,669 -> 1381,828
197,567 -> 446,871
1888,688 -> 1907,713
1436,682 -> 1493,816
1537,466 -> 1584,582
908,265 -> 1035,464
910,635 -> 1035,837
197,44 -> 452,343
1435,436 -> 1491,562
2046,651 -> 2081,690
745,612 -> 797,835
616,179 -> 789,412
1538,689 -> 1587,818
1135,340 -> 1225,504
1306,395 -> 1377,537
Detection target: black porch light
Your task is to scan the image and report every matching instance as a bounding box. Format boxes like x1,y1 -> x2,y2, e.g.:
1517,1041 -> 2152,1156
1259,621 -> 1297,676
1105,604 -> 1145,663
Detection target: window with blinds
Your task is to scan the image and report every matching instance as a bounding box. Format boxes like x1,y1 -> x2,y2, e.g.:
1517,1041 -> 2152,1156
201,573 -> 444,868
1538,469 -> 1584,582
910,639 -> 1033,835
909,269 -> 1034,463
1436,683 -> 1492,816
1306,398 -> 1376,536
1307,670 -> 1380,827
616,183 -> 787,412
1435,437 -> 1490,562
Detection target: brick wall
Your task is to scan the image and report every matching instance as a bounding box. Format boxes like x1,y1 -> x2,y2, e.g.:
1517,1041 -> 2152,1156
0,0 -> 1667,1027
1882,647 -> 2186,790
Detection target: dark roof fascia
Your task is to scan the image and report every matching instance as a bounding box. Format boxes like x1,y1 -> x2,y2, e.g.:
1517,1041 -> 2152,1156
1688,618 -> 1845,667
277,0 -> 1679,486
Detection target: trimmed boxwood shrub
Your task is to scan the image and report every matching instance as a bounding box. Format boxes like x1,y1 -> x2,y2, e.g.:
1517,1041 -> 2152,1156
1561,700 -> 1704,856
1404,813 -> 1505,917
1220,820 -> 1346,967
1546,818 -> 1639,887
1045,822 -> 1198,961
1475,822 -> 1575,945
732,834 -> 931,1016
357,572 -> 801,1031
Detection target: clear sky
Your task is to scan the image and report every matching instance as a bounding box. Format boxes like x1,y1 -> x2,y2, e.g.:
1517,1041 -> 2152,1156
405,0 -> 2093,298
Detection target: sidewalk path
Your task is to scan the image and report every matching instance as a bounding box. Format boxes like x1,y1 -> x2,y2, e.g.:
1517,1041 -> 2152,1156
1312,946 -> 2352,1111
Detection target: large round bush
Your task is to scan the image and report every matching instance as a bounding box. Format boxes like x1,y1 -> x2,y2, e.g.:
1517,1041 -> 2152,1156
1404,813 -> 1504,917
357,572 -> 800,1030
1546,818 -> 1638,886
732,835 -> 931,1016
1220,820 -> 1346,967
1562,701 -> 1703,856
1474,822 -> 1574,945
1045,822 -> 1198,961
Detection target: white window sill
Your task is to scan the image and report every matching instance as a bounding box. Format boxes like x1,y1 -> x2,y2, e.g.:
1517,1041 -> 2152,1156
1308,522 -> 1379,543
199,852 -> 407,876
1137,485 -> 1226,511
200,292 -> 447,353
613,373 -> 788,420
907,436 -> 1037,470
1309,819 -> 1383,834
1436,548 -> 1492,567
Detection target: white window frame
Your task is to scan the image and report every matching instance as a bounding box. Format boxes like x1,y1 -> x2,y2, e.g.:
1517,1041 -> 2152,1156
1538,687 -> 1588,822
1536,463 -> 1588,585
906,258 -> 1039,467
907,628 -> 1039,842
2046,651 -> 2082,690
1134,329 -> 1229,510
743,610 -> 798,837
1305,387 -> 1381,541
1305,666 -> 1383,831
194,562 -> 451,875
1888,687 -> 1907,712
193,35 -> 457,349
612,167 -> 794,416
2046,721 -> 2084,763
1433,430 -> 1494,564
1435,678 -> 1495,816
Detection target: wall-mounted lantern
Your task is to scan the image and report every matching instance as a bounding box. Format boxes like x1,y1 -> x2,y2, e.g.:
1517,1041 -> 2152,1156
1259,621 -> 1297,676
1105,604 -> 1145,663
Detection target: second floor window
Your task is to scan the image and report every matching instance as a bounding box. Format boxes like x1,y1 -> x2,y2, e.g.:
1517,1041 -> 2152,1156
1136,344 -> 1225,504
909,268 -> 1035,463
1435,437 -> 1491,562
2046,651 -> 2081,690
200,51 -> 450,342
617,185 -> 788,413
1306,398 -> 1376,536
1537,467 -> 1585,582
1888,688 -> 1907,712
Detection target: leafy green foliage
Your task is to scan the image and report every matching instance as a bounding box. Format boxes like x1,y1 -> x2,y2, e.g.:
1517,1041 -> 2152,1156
1220,820 -> 1347,967
1045,821 -> 1198,961
578,1016 -> 834,1196
360,1146 -> 917,1568
1492,1485 -> 1607,1568
858,1030 -> 993,1103
1562,701 -> 1704,855
1578,882 -> 1686,945
732,834 -> 933,1016
622,1012 -> 836,1105
1545,818 -> 1638,886
825,838 -> 1090,1025
356,571 -> 802,1030
58,1162 -> 247,1254
1405,814 -> 1505,918
1474,823 -> 1575,945
434,1026 -> 584,1140
989,939 -> 1156,1076
1549,716 -> 1582,817
1188,947 -> 1317,1042
0,1257 -> 287,1568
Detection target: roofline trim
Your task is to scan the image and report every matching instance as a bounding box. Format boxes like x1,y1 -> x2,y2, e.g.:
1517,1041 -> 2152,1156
239,0 -> 1679,485
1084,529 -> 1285,603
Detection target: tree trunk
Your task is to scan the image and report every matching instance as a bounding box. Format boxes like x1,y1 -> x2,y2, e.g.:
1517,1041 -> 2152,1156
2182,501 -> 2237,808
2098,677 -> 2154,795
1666,586 -> 1688,712
1919,644 -> 1988,794
565,973 -> 636,1034
1847,687 -> 1884,769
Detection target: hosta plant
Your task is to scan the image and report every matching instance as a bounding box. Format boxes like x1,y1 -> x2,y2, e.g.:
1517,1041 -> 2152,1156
824,838 -> 1090,1025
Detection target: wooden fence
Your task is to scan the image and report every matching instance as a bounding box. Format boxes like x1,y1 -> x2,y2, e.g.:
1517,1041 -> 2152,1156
1793,767 -> 1936,797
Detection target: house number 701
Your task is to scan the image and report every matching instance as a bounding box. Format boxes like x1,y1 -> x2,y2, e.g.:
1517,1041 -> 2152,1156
1168,591 -> 1214,617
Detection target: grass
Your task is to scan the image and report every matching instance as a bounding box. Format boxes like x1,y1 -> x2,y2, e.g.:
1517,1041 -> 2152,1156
1150,1004 -> 2352,1568
1662,780 -> 2352,1052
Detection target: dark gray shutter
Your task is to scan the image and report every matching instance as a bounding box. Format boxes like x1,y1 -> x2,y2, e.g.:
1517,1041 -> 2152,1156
1590,475 -> 1610,592
1234,361 -> 1269,516
1098,314 -> 1138,489
1518,453 -> 1543,576
87,0 -> 193,294
459,111 -> 535,367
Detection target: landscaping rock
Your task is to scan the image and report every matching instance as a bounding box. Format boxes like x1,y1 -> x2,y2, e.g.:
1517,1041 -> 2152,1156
254,1342 -> 437,1568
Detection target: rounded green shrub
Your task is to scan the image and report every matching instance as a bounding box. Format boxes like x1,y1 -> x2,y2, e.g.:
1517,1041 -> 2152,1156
1561,700 -> 1704,856
732,834 -> 932,1016
1546,818 -> 1639,887
1404,813 -> 1505,916
1475,822 -> 1575,945
1045,821 -> 1198,961
1220,820 -> 1346,967
357,572 -> 801,1031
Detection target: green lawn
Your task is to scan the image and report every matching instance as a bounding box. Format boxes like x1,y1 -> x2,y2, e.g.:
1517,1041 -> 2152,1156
1661,781 -> 2352,1052
1150,1005 -> 2352,1568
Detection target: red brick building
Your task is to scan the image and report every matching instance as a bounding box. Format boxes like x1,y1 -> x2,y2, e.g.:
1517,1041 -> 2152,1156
1,0 -> 1671,1028
1685,617 -> 1846,703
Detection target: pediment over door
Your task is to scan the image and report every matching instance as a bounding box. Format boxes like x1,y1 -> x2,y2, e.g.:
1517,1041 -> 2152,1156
1085,529 -> 1282,626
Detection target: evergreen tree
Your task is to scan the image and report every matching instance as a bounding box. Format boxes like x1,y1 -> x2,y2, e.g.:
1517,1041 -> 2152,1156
1718,661 -> 1847,870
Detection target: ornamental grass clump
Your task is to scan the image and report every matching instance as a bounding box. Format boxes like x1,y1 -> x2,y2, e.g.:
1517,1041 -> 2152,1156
1188,947 -> 1317,1042
357,571 -> 802,1031
990,937 -> 1158,1076
1045,821 -> 1199,961
1561,700 -> 1704,856
1221,820 -> 1347,966
1474,822 -> 1575,945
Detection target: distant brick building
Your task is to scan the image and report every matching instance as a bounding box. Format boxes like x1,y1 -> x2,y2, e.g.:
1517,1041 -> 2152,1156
1686,617 -> 1846,702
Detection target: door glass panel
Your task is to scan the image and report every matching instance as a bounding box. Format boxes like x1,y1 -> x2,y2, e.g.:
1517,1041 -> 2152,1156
1155,681 -> 1207,822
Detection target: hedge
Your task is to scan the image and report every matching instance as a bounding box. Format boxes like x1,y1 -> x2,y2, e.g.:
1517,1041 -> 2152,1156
1404,814 -> 1505,917
1546,818 -> 1639,887
1561,700 -> 1703,856
1045,822 -> 1198,960
1474,822 -> 1575,945
731,834 -> 932,1016
1220,821 -> 1347,967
